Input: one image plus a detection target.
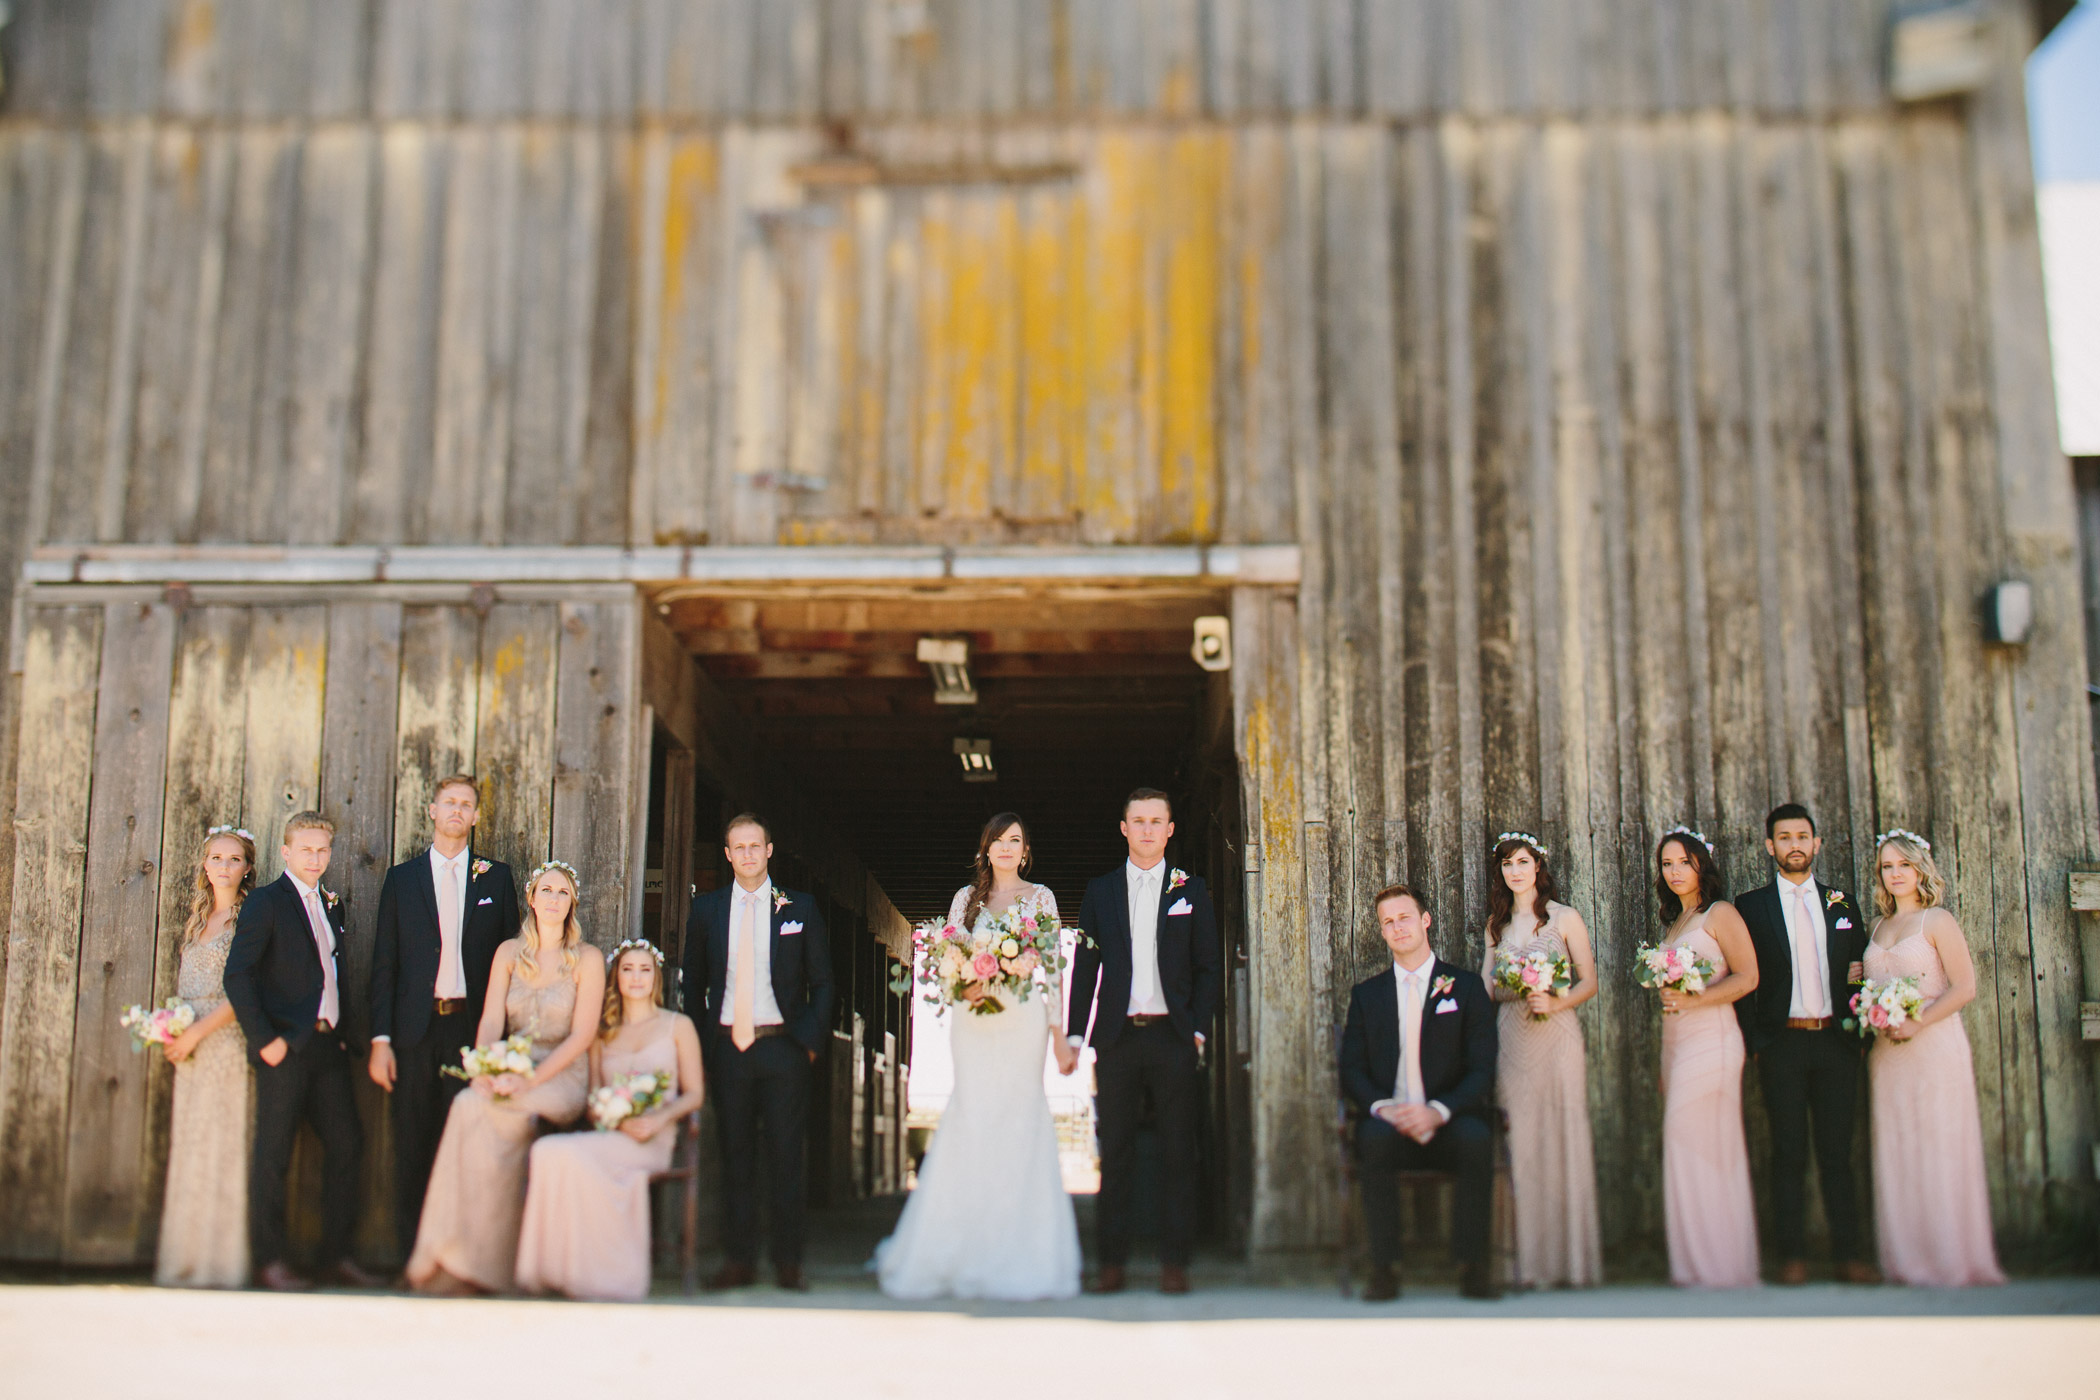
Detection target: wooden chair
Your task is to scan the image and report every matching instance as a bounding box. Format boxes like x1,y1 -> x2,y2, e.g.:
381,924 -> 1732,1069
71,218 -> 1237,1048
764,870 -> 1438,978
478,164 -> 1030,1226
1335,1092 -> 1517,1298
649,1109 -> 706,1295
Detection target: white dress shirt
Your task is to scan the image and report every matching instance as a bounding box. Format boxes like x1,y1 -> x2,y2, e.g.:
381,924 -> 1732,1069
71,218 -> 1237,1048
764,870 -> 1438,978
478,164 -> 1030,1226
1780,874 -> 1831,1019
1371,956 -> 1451,1124
286,871 -> 340,1029
720,879 -> 784,1028
1124,860 -> 1169,1016
430,844 -> 471,1000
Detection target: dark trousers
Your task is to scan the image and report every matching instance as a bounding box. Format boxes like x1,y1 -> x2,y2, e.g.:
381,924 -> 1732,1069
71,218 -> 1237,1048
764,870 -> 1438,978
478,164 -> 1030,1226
710,1033 -> 811,1270
386,1007 -> 475,1258
1759,1027 -> 1866,1261
249,1028 -> 364,1270
1094,1021 -> 1200,1268
1356,1113 -> 1493,1273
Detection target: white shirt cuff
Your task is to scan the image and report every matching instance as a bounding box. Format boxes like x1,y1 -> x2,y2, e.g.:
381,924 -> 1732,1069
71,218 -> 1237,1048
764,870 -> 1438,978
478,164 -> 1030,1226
1066,1034 -> 1085,1049
1429,1100 -> 1451,1123
371,1035 -> 390,1044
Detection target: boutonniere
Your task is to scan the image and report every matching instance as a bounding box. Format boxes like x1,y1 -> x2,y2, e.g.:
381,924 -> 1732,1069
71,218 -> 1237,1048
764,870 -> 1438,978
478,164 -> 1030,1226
322,888 -> 341,909
1168,869 -> 1188,892
1431,974 -> 1455,997
773,890 -> 790,912
1825,888 -> 1845,907
471,858 -> 492,880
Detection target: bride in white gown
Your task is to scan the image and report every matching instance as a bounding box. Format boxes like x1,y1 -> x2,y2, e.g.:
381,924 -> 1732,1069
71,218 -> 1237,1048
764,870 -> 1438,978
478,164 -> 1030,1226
874,813 -> 1083,1300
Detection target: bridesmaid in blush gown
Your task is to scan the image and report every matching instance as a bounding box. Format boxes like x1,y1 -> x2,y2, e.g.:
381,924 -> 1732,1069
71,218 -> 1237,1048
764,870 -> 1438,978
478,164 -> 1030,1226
1652,828 -> 1762,1289
1863,830 -> 2004,1287
406,860 -> 600,1295
517,939 -> 704,1301
1480,833 -> 1602,1288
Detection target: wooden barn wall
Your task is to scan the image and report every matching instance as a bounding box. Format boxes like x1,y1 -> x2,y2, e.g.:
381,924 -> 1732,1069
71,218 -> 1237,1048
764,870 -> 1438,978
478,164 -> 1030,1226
0,590 -> 643,1264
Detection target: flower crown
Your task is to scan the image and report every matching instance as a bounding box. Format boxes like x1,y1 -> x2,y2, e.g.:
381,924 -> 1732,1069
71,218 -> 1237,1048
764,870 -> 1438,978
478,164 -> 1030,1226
1494,831 -> 1549,857
1663,824 -> 1714,854
529,859 -> 581,890
206,824 -> 256,842
1874,827 -> 1931,853
607,937 -> 665,967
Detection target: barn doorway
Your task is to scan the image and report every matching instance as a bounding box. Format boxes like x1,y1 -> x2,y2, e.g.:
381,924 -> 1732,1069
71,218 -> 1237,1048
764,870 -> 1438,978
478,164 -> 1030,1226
648,582 -> 1253,1254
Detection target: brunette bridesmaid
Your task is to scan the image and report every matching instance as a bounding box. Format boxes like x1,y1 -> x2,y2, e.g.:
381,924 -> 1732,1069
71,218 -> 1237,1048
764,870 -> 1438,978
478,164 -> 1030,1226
1863,830 -> 2004,1287
516,939 -> 704,1301
155,826 -> 258,1288
1480,832 -> 1601,1288
1652,827 -> 1762,1289
405,860 -> 600,1295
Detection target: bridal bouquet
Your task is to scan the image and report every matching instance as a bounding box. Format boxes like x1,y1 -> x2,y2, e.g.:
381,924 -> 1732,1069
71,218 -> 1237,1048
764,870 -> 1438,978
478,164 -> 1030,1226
119,998 -> 195,1052
1634,943 -> 1715,998
443,1034 -> 538,1089
1844,976 -> 1926,1040
588,1070 -> 671,1131
907,904 -> 1069,1015
1493,947 -> 1572,1020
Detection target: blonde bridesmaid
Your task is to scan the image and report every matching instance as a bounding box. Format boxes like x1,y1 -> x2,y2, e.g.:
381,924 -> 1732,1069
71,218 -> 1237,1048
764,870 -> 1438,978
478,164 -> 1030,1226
1480,832 -> 1601,1288
155,827 -> 257,1287
1652,827 -> 1762,1289
406,860 -> 600,1295
517,939 -> 704,1301
1863,830 -> 2004,1287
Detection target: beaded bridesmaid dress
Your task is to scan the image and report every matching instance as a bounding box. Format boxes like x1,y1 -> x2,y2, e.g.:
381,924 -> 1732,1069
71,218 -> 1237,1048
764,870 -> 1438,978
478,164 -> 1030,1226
1865,919 -> 2005,1287
1659,919 -> 1761,1288
516,1015 -> 684,1301
154,923 -> 252,1287
1490,903 -> 1602,1287
407,965 -> 588,1291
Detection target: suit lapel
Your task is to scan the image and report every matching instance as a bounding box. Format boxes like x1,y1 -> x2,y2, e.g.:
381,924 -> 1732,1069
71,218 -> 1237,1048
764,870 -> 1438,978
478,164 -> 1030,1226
415,847 -> 441,938
1154,868 -> 1178,925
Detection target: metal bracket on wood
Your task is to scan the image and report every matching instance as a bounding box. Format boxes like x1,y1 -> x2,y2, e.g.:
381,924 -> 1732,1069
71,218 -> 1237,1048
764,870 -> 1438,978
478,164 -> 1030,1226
2069,871 -> 2100,912
160,581 -> 192,614
2084,1002 -> 2100,1042
469,582 -> 496,619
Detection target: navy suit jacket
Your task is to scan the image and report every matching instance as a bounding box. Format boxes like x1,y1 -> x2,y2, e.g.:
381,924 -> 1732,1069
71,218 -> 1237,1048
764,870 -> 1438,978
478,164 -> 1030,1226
367,849 -> 518,1047
1733,877 -> 1869,1055
1339,957 -> 1498,1123
224,874 -> 350,1065
680,882 -> 834,1056
1065,864 -> 1220,1048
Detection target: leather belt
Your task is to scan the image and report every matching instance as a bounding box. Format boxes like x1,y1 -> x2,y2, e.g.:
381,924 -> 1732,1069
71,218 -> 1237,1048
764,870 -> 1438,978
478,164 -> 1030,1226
1785,1016 -> 1832,1031
434,997 -> 468,1016
729,1024 -> 788,1043
314,1020 -> 337,1033
1128,1014 -> 1172,1027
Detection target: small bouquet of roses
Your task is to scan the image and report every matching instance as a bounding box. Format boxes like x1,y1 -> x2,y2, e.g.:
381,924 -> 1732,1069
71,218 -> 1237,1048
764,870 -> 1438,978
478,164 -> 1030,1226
1844,976 -> 1926,1040
443,1034 -> 537,1090
1493,947 -> 1572,1020
588,1070 -> 671,1131
1635,943 -> 1715,1007
906,904 -> 1070,1015
119,998 -> 196,1052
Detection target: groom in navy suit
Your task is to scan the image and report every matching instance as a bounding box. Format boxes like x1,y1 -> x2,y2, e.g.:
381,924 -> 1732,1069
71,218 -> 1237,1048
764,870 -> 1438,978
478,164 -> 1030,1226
1066,788 -> 1220,1295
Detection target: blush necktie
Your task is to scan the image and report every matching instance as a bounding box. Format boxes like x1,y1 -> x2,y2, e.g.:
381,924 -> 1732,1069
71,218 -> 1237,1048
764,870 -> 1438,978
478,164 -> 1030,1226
436,859 -> 464,998
305,889 -> 340,1028
1793,887 -> 1825,1017
732,892 -> 757,1051
1397,972 -> 1425,1105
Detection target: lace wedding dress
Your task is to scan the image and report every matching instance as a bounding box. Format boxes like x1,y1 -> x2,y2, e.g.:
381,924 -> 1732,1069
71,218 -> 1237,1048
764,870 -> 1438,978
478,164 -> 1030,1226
873,883 -> 1081,1300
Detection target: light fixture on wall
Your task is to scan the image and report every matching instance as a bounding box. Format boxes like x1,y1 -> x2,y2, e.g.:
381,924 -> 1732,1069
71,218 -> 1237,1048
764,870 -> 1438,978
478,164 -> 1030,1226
1192,616 -> 1232,672
1981,580 -> 2034,645
917,636 -> 977,704
1888,0 -> 1993,102
954,737 -> 997,782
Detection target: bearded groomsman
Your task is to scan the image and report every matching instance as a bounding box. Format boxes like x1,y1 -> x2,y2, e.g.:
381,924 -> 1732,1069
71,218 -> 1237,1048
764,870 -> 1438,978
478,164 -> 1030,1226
1734,803 -> 1878,1285
682,814 -> 834,1292
1066,788 -> 1220,1295
367,774 -> 519,1262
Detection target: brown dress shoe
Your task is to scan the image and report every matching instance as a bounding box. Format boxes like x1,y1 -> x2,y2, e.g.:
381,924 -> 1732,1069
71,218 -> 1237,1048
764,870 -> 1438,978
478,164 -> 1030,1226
322,1259 -> 390,1290
775,1265 -> 808,1292
1362,1267 -> 1400,1302
1838,1260 -> 1883,1285
1159,1265 -> 1190,1295
1777,1259 -> 1810,1287
704,1261 -> 757,1291
255,1261 -> 313,1293
1086,1265 -> 1127,1295
1458,1263 -> 1502,1301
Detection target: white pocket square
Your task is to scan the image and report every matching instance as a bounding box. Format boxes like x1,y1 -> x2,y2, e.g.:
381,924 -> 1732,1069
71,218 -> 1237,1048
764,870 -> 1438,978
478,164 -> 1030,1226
477,897 -> 494,906
780,921 -> 803,935
1834,917 -> 1852,930
1167,898 -> 1193,916
1435,997 -> 1458,1014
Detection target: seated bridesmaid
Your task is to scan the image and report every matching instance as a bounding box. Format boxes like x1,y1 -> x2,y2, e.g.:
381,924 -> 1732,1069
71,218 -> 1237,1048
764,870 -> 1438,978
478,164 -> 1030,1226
406,859 -> 601,1296
1864,829 -> 2005,1287
516,938 -> 704,1302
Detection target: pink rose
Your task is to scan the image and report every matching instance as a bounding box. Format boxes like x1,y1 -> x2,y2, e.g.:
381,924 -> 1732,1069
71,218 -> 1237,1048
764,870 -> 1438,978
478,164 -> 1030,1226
1521,966 -> 1544,987
1869,1006 -> 1889,1028
971,952 -> 999,979
1016,950 -> 1041,975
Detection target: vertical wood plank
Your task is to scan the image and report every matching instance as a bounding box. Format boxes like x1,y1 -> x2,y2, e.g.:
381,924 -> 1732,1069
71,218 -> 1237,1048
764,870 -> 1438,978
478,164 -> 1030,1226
474,603 -> 561,884
281,127 -> 375,547
426,127 -> 522,545
391,605 -> 482,864
630,130 -> 723,547
39,129 -> 130,545
352,126 -> 445,545
240,605 -> 330,885
551,599 -> 643,948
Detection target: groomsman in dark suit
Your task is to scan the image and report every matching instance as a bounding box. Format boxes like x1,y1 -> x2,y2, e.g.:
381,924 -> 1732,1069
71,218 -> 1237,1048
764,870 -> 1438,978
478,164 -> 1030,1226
1339,884 -> 1500,1301
681,813 -> 834,1291
1735,803 -> 1879,1285
366,774 -> 519,1261
1066,788 -> 1220,1296
222,812 -> 386,1292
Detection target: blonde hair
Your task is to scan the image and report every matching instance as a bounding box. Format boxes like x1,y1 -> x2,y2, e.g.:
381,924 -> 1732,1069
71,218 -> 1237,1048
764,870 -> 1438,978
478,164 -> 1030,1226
184,830 -> 257,944
515,863 -> 584,981
282,810 -> 335,842
1872,833 -> 1947,917
599,945 -> 667,1041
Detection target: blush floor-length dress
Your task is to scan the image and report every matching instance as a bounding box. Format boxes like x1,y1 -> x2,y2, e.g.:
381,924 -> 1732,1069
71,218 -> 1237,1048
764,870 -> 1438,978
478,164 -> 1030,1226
516,1014 -> 684,1300
154,923 -> 252,1287
1865,920 -> 2005,1287
1659,919 -> 1761,1288
872,884 -> 1081,1301
1490,903 -> 1602,1288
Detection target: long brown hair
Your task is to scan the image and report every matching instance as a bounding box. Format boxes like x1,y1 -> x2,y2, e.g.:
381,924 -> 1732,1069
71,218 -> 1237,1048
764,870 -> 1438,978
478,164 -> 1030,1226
1655,830 -> 1724,923
962,812 -> 1031,928
184,829 -> 258,944
1486,837 -> 1558,943
599,943 -> 667,1041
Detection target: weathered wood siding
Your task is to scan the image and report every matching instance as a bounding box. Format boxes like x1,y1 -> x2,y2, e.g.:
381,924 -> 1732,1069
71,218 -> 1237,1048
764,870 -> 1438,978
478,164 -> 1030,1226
0,591 -> 643,1263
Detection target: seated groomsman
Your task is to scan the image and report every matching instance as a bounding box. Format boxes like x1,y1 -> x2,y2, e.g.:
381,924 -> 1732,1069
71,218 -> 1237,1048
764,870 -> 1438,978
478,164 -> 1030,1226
223,812 -> 386,1291
367,774 -> 519,1264
1338,884 -> 1500,1301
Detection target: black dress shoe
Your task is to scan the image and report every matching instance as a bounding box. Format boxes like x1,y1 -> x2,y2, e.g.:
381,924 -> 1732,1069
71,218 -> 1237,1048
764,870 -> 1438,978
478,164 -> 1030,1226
1159,1265 -> 1190,1295
322,1259 -> 390,1290
1362,1268 -> 1400,1302
775,1265 -> 808,1292
704,1261 -> 757,1291
1086,1265 -> 1127,1295
1458,1263 -> 1502,1301
255,1262 -> 313,1293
